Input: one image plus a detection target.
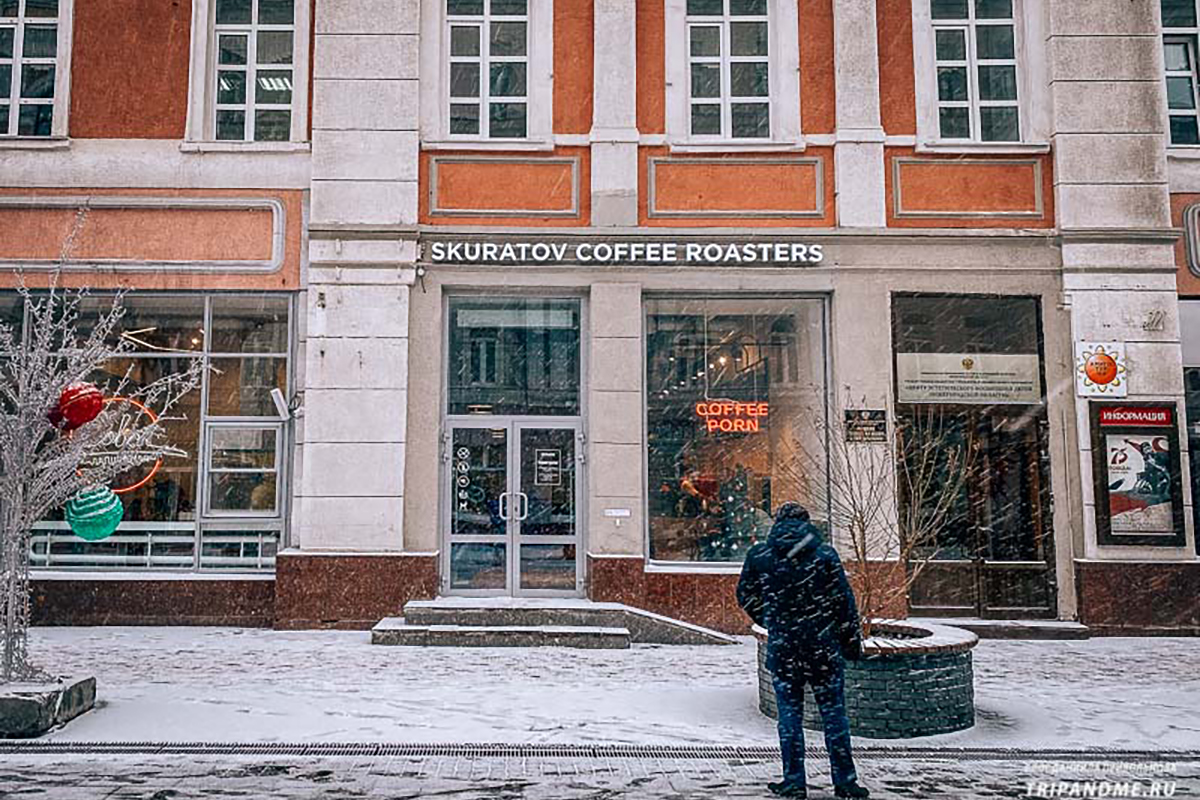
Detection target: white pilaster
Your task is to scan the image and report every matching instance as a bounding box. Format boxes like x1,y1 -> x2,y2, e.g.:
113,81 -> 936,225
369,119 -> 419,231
832,0 -> 886,227
297,0 -> 421,552
1050,0 -> 1194,572
591,0 -> 639,227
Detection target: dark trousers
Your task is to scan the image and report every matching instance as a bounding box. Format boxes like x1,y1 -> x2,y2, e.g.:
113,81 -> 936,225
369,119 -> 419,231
772,667 -> 857,788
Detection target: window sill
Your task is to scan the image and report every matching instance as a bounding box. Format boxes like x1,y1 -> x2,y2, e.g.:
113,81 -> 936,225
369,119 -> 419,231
179,140 -> 311,154
422,138 -> 555,152
667,139 -> 805,154
0,137 -> 70,151
915,140 -> 1051,155
31,569 -> 275,581
1168,147 -> 1200,161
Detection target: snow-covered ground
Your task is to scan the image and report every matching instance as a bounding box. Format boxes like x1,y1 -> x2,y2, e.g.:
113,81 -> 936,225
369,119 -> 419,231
22,627 -> 1200,749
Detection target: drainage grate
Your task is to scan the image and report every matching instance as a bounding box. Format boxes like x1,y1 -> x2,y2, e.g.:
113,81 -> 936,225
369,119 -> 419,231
1,742 -> 1198,762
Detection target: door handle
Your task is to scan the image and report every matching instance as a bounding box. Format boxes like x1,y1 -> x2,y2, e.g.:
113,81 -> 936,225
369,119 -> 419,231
516,492 -> 529,520
499,491 -> 510,520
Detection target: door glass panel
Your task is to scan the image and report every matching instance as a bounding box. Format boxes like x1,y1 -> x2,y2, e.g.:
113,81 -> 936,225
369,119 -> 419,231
518,427 -> 576,538
448,298 -> 581,415
450,543 -> 507,590
520,544 -> 575,591
450,426 -> 508,537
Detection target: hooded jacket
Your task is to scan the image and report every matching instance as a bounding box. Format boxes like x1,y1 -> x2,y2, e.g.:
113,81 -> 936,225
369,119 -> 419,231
736,509 -> 861,682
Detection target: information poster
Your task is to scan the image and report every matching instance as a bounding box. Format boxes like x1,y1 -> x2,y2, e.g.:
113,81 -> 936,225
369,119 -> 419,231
1091,404 -> 1186,546
895,353 -> 1041,404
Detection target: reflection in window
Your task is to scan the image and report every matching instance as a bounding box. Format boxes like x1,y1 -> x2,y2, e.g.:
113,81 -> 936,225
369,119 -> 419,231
892,294 -> 1050,562
448,297 -> 580,416
646,298 -> 827,563
20,292 -> 293,572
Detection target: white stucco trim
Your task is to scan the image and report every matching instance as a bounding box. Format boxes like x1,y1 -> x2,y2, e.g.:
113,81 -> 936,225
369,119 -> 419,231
910,0 -> 1049,149
419,0 -> 553,148
663,0 -> 802,148
185,0 -> 313,144
0,138 -> 311,188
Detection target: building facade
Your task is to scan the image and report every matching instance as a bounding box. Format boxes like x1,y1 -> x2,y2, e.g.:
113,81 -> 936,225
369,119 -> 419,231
4,0 -> 1198,634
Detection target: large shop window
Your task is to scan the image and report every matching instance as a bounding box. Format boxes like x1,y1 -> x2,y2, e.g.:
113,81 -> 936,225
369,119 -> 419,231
645,298 -> 827,563
891,294 -> 1051,563
20,293 -> 292,572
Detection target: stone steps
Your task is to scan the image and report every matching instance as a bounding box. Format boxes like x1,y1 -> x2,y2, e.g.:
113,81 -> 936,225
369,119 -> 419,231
370,618 -> 631,649
400,598 -> 738,646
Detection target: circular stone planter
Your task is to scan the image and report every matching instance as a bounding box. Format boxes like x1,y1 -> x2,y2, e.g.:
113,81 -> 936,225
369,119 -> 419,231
755,620 -> 978,738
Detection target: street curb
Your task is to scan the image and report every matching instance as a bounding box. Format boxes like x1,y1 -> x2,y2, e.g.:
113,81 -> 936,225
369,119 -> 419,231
2,742 -> 1198,762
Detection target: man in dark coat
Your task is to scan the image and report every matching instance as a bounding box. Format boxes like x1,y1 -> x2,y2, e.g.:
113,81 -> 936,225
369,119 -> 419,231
737,502 -> 870,799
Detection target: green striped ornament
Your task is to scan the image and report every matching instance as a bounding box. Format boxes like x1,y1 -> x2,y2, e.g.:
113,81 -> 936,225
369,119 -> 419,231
65,485 -> 125,542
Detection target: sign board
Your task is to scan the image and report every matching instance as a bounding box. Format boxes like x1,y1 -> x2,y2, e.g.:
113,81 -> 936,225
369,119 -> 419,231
534,449 -> 562,487
1090,403 -> 1185,547
603,508 -> 631,518
695,401 -> 769,433
844,409 -> 887,443
1075,342 -> 1127,398
895,353 -> 1041,405
427,240 -> 824,267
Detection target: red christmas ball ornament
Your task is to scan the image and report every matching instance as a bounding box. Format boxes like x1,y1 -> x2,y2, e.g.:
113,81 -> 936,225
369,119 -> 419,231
49,382 -> 104,432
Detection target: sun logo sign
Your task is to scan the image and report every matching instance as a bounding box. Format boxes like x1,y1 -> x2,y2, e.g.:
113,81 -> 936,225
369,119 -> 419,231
1075,342 -> 1128,397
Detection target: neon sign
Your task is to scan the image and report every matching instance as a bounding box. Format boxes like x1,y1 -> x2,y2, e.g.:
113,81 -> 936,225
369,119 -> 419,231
80,397 -> 188,494
695,401 -> 769,433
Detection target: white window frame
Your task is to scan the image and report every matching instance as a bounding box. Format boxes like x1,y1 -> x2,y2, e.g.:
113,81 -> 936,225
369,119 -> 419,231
1163,1 -> 1200,151
912,0 -> 1049,152
185,0 -> 311,147
0,0 -> 72,140
1165,34 -> 1200,147
664,0 -> 800,151
421,0 -> 553,149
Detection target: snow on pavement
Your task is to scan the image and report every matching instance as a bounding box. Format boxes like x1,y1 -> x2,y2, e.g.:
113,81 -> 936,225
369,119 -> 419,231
25,626 -> 1200,749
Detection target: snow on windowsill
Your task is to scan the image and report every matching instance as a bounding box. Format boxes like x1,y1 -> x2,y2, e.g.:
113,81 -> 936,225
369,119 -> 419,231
179,141 -> 311,154
914,140 -> 1051,155
0,137 -> 70,150
31,570 -> 275,581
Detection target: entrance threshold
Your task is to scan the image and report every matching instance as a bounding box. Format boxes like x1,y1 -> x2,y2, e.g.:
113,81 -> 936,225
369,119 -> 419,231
909,617 -> 1090,640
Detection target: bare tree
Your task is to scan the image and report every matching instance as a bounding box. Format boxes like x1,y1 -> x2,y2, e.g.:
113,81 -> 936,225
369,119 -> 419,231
783,399 -> 978,638
0,275 -> 203,682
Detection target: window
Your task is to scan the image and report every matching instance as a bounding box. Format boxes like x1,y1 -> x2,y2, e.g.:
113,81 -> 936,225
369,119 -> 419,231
213,0 -> 296,141
18,293 -> 293,572
891,294 -> 1050,562
664,0 -> 799,146
686,0 -> 769,139
186,0 -> 309,144
447,297 -> 580,416
930,0 -> 1020,142
645,298 -> 827,563
0,0 -> 70,137
446,0 -> 528,138
1163,1 -> 1200,145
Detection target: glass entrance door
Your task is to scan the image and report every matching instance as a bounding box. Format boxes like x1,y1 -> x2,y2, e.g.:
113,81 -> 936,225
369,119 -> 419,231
446,420 -> 581,595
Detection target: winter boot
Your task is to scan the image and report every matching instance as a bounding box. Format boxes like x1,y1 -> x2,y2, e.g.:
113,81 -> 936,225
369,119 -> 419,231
834,781 -> 871,798
768,781 -> 807,798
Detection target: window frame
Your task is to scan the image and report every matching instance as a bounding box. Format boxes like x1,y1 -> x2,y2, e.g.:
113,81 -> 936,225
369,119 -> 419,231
641,294 -> 831,570
0,0 -> 73,140
664,0 -> 801,150
21,291 -> 296,573
1163,1 -> 1200,149
421,0 -> 554,149
911,0 -> 1049,152
1165,35 -> 1200,147
185,0 -> 311,147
